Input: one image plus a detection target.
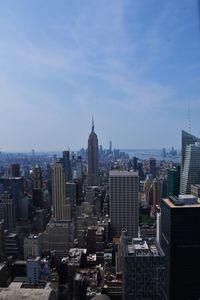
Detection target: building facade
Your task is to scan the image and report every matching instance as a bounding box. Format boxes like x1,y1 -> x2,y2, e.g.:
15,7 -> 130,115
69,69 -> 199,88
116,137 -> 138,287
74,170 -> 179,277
52,161 -> 67,220
181,130 -> 199,168
109,171 -> 139,238
167,166 -> 180,197
149,157 -> 156,178
161,196 -> 200,300
122,235 -> 167,300
180,143 -> 200,194
0,193 -> 16,232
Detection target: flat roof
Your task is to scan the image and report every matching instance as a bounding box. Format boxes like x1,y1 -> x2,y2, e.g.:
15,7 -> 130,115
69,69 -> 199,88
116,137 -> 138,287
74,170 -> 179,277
0,282 -> 54,300
163,198 -> 200,208
109,170 -> 138,177
125,238 -> 160,257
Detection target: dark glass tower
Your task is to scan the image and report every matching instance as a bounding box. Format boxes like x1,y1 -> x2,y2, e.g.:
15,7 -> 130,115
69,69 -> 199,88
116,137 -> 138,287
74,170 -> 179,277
87,119 -> 99,186
167,165 -> 180,197
149,157 -> 156,178
161,196 -> 200,300
33,165 -> 42,189
63,150 -> 72,182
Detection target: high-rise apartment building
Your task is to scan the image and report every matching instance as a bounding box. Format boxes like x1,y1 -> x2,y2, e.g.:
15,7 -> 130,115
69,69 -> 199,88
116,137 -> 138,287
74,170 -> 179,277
161,195 -> 200,300
180,142 -> 200,194
52,161 -> 67,220
88,119 -> 99,186
109,171 -> 139,238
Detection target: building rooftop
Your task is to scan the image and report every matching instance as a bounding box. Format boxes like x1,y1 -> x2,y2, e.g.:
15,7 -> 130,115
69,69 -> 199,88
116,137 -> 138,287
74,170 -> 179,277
87,254 -> 97,262
109,170 -> 138,177
68,248 -> 86,265
0,281 -> 56,300
163,196 -> 200,208
192,184 -> 200,188
91,295 -> 111,300
124,237 -> 163,257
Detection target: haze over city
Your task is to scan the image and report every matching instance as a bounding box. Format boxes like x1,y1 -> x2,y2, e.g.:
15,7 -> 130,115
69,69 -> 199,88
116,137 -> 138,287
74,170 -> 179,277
0,0 -> 199,151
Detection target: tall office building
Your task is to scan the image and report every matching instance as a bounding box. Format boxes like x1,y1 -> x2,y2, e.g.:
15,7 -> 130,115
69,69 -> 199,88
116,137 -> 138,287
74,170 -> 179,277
167,166 -> 180,197
0,193 -> 16,232
0,177 -> 23,218
24,234 -> 42,260
161,195 -> 200,300
11,164 -> 20,177
109,140 -> 112,154
109,171 -> 139,238
66,182 -> 77,206
122,235 -> 166,300
26,257 -> 41,285
0,220 -> 4,260
149,157 -> 156,178
63,150 -> 72,182
180,143 -> 200,194
33,165 -> 42,189
137,161 -> 144,180
181,130 -> 199,167
75,156 -> 83,181
88,119 -> 99,186
42,220 -> 74,257
52,161 -> 68,220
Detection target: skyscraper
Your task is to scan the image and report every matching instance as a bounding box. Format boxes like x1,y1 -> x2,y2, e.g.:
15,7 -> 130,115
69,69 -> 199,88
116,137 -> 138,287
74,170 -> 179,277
149,157 -> 156,178
87,119 -> 99,186
11,164 -> 20,177
33,165 -> 42,189
52,161 -> 67,220
0,193 -> 16,232
109,140 -> 112,155
122,235 -> 166,300
63,150 -> 72,182
180,142 -> 200,194
167,166 -> 180,197
181,130 -> 199,167
109,170 -> 139,238
161,196 -> 200,300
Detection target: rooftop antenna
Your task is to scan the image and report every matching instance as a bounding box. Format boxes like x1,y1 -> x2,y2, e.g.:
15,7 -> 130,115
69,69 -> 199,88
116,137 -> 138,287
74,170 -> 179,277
188,103 -> 191,133
92,116 -> 94,133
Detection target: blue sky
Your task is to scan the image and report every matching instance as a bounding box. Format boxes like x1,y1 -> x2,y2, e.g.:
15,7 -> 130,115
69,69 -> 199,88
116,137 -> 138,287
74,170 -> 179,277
0,0 -> 199,151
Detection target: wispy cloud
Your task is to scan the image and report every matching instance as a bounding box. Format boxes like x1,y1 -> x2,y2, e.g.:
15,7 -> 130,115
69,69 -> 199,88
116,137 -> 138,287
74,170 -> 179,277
0,0 -> 199,150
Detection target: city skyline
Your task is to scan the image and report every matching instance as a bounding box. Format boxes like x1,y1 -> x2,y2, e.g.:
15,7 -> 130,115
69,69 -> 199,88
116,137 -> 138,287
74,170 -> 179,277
0,0 -> 200,151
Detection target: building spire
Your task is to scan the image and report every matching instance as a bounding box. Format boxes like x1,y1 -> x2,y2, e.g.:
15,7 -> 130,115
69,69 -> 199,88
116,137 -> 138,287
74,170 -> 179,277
188,103 -> 191,134
92,116 -> 94,133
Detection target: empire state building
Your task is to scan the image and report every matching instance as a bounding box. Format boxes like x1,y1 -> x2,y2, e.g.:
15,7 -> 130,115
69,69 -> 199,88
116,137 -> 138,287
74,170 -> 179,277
88,119 -> 99,186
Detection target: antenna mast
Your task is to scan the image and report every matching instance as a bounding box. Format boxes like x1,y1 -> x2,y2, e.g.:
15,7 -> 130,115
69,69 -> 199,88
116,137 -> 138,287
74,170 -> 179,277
188,103 -> 191,133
